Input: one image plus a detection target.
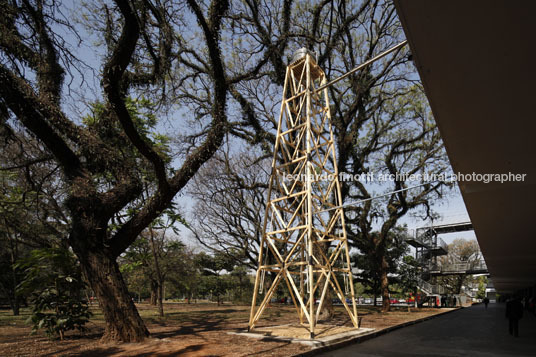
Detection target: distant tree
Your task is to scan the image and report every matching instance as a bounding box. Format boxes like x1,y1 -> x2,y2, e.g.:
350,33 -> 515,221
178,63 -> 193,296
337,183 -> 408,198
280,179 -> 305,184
1,129 -> 68,315
196,251 -> 236,305
0,220 -> 25,316
228,265 -> 253,303
120,228 -> 186,316
352,227 -> 409,306
396,255 -> 419,301
144,209 -> 186,317
354,282 -> 366,297
165,246 -> 200,303
190,150 -> 269,269
476,276 -> 488,300
436,239 -> 482,294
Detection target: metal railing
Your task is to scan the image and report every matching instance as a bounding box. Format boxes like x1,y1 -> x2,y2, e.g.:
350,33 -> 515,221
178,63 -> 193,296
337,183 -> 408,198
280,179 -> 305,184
417,277 -> 445,295
409,229 -> 448,252
429,260 -> 487,274
438,237 -> 448,252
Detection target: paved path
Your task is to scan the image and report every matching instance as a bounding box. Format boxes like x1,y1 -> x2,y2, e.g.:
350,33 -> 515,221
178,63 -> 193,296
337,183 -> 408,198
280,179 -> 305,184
318,303 -> 536,356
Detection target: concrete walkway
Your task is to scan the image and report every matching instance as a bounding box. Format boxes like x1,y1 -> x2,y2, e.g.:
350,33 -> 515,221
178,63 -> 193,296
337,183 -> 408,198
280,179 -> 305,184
318,303 -> 536,356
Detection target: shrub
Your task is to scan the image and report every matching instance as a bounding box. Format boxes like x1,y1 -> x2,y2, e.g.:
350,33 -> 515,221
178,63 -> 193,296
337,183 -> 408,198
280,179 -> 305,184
17,248 -> 92,340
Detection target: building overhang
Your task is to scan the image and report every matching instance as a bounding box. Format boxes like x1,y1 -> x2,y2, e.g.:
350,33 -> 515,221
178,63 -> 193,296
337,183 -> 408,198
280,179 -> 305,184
394,0 -> 536,293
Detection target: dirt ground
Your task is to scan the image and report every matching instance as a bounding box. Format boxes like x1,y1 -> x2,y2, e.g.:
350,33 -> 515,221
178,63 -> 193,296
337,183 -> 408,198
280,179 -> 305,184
0,303 -> 453,356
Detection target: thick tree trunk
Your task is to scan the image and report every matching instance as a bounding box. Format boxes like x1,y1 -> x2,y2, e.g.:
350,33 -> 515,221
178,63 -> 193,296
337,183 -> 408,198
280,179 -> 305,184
74,246 -> 149,342
380,255 -> 390,312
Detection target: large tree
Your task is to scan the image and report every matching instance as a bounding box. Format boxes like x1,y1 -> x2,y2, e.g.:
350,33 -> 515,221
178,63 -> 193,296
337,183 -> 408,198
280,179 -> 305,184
0,0 -> 238,342
352,228 -> 409,305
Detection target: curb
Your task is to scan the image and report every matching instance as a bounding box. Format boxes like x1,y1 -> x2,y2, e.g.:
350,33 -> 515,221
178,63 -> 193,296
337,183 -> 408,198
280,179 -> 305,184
294,307 -> 462,356
228,327 -> 375,347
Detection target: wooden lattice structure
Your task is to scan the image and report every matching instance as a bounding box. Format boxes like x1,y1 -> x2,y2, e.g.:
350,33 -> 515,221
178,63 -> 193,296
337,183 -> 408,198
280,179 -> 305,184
248,49 -> 358,338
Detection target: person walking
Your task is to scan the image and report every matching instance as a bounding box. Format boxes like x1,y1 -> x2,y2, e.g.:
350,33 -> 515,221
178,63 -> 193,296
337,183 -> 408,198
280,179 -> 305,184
505,296 -> 524,337
483,296 -> 490,309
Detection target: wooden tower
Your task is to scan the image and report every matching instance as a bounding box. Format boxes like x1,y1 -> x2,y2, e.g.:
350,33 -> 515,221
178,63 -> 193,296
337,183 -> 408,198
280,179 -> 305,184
248,49 -> 358,338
